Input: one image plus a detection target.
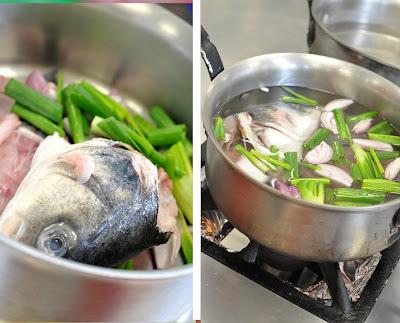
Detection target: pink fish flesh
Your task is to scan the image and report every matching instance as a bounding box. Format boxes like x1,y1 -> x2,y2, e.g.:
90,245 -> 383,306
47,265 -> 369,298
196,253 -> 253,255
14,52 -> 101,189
0,128 -> 41,214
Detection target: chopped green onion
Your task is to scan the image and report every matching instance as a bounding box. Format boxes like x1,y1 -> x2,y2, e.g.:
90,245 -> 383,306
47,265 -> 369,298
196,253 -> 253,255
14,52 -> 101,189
56,71 -> 64,104
361,179 -> 400,194
303,128 -> 332,151
333,109 -> 351,141
332,141 -> 346,163
368,120 -> 393,135
168,142 -> 193,223
375,151 -> 400,160
178,209 -> 192,263
281,86 -> 319,106
369,148 -> 384,176
269,145 -> 279,153
125,114 -> 145,137
351,144 -> 381,179
350,163 -> 363,181
98,117 -> 177,174
90,116 -> 109,138
11,103 -> 65,137
295,181 -> 326,204
213,116 -> 225,141
280,96 -> 318,106
301,162 -> 321,171
116,260 -> 134,270
132,115 -> 156,137
5,78 -> 63,123
64,88 -> 86,143
250,149 -> 290,170
333,188 -> 386,205
71,81 -> 126,120
290,177 -> 331,185
149,106 -> 175,128
98,117 -> 142,152
347,111 -> 378,123
325,188 -> 334,204
147,125 -> 186,147
235,144 -> 271,173
368,133 -> 400,146
149,106 -> 192,157
81,112 -> 90,136
284,152 -> 299,180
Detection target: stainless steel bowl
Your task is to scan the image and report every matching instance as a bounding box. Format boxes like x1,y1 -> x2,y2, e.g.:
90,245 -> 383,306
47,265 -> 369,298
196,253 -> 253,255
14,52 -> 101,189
309,0 -> 400,85
0,4 -> 192,321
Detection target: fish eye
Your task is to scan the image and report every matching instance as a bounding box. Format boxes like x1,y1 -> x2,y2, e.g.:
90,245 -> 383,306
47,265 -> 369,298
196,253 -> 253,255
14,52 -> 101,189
37,223 -> 76,258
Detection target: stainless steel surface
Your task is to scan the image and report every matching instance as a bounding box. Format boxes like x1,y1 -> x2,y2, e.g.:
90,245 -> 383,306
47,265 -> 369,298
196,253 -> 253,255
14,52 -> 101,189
201,253 -> 324,323
0,4 -> 192,322
203,53 -> 400,262
202,251 -> 400,323
310,0 -> 400,86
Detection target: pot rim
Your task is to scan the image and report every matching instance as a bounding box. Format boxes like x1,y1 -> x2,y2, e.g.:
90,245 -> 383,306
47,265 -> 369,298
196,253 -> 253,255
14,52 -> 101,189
203,52 -> 400,214
0,233 -> 192,280
0,2 -> 192,279
311,0 -> 400,71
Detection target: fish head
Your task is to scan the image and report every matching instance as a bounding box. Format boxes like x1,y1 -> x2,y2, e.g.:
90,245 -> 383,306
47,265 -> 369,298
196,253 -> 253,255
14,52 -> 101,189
0,138 -> 166,266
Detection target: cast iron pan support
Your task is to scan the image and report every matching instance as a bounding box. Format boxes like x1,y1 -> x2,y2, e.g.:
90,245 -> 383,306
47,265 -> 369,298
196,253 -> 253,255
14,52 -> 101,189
319,263 -> 352,314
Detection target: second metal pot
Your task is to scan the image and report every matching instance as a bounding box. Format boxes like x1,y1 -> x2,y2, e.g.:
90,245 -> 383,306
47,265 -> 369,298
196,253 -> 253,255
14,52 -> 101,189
308,0 -> 400,86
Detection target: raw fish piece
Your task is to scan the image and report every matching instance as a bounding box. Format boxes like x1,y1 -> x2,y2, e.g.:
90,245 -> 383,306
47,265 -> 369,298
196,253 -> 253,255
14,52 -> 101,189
0,76 -> 14,117
0,127 -> 41,214
0,114 -> 21,146
249,101 -> 321,141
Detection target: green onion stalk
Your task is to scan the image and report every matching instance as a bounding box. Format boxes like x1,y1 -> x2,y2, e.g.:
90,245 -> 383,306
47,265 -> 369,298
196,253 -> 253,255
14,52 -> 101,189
368,120 -> 393,135
11,103 -> 65,137
303,128 -> 331,151
347,111 -> 378,124
150,106 -> 193,157
177,209 -> 193,264
235,144 -> 272,173
5,78 -> 63,123
281,86 -> 319,106
284,152 -> 299,180
167,141 -> 193,224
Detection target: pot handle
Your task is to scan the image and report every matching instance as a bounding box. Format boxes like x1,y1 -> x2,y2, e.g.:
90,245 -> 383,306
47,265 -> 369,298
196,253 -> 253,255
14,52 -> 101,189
307,0 -> 316,47
201,26 -> 224,81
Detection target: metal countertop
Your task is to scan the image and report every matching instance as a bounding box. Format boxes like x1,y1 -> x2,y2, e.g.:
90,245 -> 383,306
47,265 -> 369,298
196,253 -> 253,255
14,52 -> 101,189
201,0 -> 400,322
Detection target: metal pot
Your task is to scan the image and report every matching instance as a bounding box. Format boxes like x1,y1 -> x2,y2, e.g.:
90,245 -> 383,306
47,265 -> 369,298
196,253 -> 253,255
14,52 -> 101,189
201,30 -> 400,263
308,0 -> 400,86
0,4 -> 192,321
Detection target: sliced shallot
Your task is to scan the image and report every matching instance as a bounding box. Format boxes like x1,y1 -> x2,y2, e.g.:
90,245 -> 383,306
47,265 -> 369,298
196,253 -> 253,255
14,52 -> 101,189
384,157 -> 400,180
323,98 -> 354,112
271,179 -> 300,199
25,70 -> 50,96
352,118 -> 372,134
304,141 -> 332,164
352,138 -> 393,151
320,111 -> 338,134
316,164 -> 353,187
